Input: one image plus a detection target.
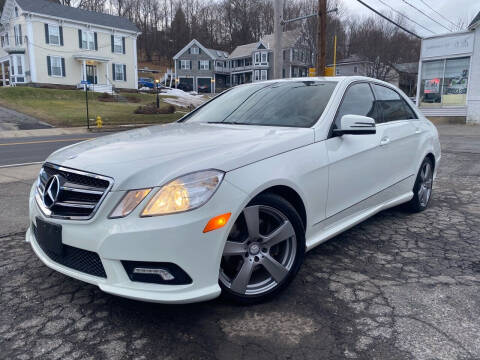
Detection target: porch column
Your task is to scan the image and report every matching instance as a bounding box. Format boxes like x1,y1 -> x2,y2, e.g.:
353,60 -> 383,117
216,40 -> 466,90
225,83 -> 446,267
82,60 -> 87,79
106,62 -> 109,84
1,63 -> 5,87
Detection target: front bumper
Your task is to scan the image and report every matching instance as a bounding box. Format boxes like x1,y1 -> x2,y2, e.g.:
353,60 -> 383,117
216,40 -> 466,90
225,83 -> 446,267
27,179 -> 247,304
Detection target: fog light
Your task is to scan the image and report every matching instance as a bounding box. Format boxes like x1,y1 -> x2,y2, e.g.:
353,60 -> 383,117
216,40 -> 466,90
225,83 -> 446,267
133,267 -> 175,281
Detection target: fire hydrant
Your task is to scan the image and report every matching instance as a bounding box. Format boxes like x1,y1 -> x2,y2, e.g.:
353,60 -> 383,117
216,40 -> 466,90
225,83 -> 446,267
96,115 -> 103,129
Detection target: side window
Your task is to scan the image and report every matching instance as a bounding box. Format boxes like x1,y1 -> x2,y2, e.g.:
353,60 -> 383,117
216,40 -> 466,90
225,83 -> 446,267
334,83 -> 379,129
373,84 -> 417,122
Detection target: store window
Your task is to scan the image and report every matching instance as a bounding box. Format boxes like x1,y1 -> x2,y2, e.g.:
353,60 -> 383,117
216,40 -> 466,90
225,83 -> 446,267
420,57 -> 469,107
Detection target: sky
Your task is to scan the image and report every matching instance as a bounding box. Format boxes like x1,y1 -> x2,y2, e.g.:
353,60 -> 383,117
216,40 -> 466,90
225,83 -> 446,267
340,0 -> 480,37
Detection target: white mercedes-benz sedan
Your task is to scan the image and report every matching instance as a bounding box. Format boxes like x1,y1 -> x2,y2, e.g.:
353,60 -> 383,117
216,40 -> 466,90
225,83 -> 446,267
27,77 -> 441,304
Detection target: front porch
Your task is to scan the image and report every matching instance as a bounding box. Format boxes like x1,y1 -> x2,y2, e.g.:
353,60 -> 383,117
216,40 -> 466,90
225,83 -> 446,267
73,55 -> 113,93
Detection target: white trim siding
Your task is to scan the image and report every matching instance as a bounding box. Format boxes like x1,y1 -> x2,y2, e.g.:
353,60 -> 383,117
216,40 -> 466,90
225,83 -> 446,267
26,19 -> 37,82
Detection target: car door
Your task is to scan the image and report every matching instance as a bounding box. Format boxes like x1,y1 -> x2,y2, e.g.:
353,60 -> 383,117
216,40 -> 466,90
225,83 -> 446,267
372,84 -> 421,189
325,82 -> 386,218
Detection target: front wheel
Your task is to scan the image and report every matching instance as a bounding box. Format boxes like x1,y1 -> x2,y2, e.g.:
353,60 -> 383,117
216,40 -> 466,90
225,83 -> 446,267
219,193 -> 305,304
405,157 -> 434,212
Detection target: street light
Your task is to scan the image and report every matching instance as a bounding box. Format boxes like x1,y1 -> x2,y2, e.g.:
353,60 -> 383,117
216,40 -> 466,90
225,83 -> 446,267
155,79 -> 160,108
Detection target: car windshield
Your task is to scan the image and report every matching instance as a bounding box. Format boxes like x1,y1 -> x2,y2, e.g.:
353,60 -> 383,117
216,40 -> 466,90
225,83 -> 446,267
183,81 -> 338,128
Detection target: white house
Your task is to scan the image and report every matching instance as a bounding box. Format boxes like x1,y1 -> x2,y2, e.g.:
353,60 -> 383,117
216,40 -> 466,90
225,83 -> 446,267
0,0 -> 140,92
416,10 -> 480,124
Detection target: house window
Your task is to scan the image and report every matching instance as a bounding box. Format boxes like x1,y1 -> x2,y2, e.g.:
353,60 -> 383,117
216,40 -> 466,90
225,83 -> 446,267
113,35 -> 124,53
15,7 -> 19,17
3,33 -> 9,47
336,69 -> 340,75
114,64 -> 125,81
49,25 -> 60,46
254,52 -> 260,64
14,25 -> 22,46
199,60 -> 209,70
16,55 -> 23,75
180,60 -> 191,70
261,52 -> 268,63
50,56 -> 63,77
254,70 -> 260,81
191,46 -> 199,54
261,70 -> 267,81
353,66 -> 358,73
81,31 -> 95,50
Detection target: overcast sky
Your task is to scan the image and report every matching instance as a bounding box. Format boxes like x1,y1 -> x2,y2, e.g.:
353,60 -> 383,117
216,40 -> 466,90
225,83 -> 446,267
340,0 -> 480,37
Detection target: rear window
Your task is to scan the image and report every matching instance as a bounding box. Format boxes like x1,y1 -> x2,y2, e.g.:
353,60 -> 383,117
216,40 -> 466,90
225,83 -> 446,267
184,81 -> 337,128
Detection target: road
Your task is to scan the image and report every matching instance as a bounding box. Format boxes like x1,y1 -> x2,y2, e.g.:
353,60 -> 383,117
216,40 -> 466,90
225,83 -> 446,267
0,125 -> 480,359
0,133 -> 103,167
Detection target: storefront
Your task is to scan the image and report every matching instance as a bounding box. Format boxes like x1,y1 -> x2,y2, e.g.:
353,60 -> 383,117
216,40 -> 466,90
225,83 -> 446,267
417,16 -> 480,124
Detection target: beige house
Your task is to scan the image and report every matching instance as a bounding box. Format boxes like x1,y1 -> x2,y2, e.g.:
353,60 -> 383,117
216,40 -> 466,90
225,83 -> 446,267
0,0 -> 140,92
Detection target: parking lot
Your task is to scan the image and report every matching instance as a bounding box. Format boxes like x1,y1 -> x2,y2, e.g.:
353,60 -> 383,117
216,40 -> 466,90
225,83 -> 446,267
1,125 -> 479,360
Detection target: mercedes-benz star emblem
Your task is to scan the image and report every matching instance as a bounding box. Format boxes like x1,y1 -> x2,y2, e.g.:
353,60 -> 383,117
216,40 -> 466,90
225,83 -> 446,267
43,175 -> 62,209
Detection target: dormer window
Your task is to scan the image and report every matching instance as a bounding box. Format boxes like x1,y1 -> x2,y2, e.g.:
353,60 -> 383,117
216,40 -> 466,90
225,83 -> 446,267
190,46 -> 199,54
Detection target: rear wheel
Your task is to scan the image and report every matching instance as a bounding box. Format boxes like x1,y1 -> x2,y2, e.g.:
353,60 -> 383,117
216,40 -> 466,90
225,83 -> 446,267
405,157 -> 434,212
219,193 -> 305,304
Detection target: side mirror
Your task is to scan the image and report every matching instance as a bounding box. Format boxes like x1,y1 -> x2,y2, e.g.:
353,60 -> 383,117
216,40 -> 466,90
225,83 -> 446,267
333,115 -> 376,136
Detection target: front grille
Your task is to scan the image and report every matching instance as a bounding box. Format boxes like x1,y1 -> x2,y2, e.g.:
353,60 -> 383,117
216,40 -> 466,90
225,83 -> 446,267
32,223 -> 107,278
36,163 -> 113,220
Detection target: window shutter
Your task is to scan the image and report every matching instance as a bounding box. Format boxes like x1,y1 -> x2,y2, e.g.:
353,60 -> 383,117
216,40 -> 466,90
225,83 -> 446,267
111,35 -> 114,52
59,26 -> 64,46
94,32 -> 98,50
45,24 -> 49,44
122,37 -> 126,54
188,48 -> 191,54
61,58 -> 66,77
198,60 -> 200,69
47,56 -> 51,76
19,25 -> 22,45
112,63 -> 116,81
78,29 -> 82,48
209,61 -> 211,70
189,60 -> 192,70
123,65 -> 127,81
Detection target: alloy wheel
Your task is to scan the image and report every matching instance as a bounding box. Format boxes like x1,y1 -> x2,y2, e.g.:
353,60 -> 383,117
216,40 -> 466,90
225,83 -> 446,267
219,205 -> 297,296
418,162 -> 433,207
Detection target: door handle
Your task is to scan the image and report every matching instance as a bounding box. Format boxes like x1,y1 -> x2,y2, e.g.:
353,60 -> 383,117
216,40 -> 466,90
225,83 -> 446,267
415,127 -> 422,134
380,137 -> 390,146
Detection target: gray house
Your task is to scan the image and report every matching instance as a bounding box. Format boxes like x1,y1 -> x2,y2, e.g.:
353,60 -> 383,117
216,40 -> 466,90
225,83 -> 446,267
173,39 -> 230,93
229,29 -> 313,86
173,29 -> 313,92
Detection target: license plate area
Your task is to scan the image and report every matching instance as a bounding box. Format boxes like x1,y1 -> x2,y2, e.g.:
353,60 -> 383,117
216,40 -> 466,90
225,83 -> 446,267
35,217 -> 63,256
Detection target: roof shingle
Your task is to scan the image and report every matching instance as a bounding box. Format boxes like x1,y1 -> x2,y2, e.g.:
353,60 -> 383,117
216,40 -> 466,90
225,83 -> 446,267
15,0 -> 139,32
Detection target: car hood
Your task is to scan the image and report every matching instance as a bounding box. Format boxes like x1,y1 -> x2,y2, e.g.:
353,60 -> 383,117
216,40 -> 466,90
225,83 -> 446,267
47,123 -> 314,190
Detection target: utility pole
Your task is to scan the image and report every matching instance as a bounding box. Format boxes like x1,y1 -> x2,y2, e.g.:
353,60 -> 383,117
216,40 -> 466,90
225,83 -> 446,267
316,0 -> 327,77
273,0 -> 283,79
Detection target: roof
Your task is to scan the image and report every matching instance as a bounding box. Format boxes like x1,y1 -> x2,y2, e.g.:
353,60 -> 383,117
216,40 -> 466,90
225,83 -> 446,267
173,39 -> 228,60
15,0 -> 139,32
468,10 -> 480,29
393,62 -> 418,74
229,29 -> 302,59
336,54 -> 370,65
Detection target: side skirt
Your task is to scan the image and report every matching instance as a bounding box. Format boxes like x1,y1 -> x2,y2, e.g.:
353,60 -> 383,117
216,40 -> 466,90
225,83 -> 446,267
305,176 -> 414,251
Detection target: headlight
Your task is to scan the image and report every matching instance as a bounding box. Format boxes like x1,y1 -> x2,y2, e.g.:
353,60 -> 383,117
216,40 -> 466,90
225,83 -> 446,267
109,189 -> 152,218
141,170 -> 224,217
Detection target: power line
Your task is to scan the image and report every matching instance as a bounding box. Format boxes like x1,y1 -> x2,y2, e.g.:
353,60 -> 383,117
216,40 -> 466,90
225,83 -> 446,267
400,0 -> 453,33
374,0 -> 436,35
418,0 -> 459,31
354,0 -> 422,39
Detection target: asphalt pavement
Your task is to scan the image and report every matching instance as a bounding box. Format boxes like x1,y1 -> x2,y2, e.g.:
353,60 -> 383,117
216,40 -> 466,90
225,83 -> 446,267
0,106 -> 52,131
0,125 -> 480,359
0,133 -> 103,167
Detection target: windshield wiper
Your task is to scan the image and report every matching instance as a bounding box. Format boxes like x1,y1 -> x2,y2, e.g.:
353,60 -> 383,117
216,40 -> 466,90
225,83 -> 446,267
207,121 -> 250,125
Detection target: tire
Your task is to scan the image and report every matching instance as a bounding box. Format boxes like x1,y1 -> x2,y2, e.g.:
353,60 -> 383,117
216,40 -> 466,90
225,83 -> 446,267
405,157 -> 434,213
219,193 -> 305,305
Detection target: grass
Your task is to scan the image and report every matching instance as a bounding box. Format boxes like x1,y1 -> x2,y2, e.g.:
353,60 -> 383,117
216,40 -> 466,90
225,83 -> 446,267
0,87 -> 184,127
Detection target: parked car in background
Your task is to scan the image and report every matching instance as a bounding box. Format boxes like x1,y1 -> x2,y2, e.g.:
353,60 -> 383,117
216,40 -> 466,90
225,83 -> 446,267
28,77 -> 440,305
177,82 -> 193,92
138,77 -> 155,89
